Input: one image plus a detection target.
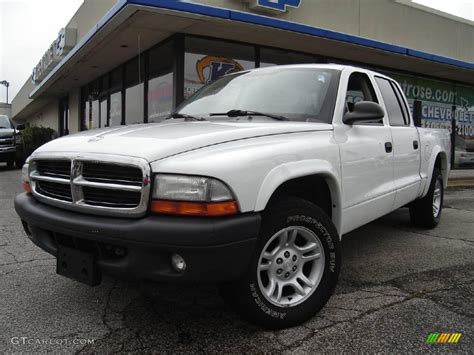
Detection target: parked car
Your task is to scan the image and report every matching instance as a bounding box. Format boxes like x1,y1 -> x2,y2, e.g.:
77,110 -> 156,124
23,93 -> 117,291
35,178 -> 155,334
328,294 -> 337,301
454,135 -> 474,168
0,115 -> 25,168
15,65 -> 450,329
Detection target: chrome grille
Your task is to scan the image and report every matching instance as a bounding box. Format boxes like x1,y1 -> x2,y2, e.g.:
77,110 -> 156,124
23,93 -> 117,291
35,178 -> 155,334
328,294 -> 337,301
29,154 -> 151,217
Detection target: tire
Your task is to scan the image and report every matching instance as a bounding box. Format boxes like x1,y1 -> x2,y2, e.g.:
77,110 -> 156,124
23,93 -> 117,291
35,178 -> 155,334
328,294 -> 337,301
220,197 -> 341,329
409,168 -> 443,229
6,160 -> 14,169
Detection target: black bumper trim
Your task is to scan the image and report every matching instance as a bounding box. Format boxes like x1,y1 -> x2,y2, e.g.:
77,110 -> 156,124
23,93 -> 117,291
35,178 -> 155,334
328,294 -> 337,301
15,193 -> 261,283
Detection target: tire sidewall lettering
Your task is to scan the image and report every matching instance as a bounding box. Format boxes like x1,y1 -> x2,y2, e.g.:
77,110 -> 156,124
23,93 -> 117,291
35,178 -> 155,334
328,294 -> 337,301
249,283 -> 287,319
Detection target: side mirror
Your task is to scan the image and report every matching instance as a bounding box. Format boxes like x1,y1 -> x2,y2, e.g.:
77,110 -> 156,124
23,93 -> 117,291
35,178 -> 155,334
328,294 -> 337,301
343,101 -> 385,125
16,124 -> 26,131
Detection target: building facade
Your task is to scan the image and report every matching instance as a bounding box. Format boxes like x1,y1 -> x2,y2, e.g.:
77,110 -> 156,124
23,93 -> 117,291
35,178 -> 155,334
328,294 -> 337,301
11,0 -> 474,168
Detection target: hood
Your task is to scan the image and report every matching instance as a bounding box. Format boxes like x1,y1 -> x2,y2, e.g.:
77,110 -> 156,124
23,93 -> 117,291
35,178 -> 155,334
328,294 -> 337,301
33,120 -> 332,162
0,128 -> 14,138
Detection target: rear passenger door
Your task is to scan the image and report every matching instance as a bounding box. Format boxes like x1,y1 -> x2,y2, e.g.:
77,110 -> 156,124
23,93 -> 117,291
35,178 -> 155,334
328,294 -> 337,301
374,77 -> 421,209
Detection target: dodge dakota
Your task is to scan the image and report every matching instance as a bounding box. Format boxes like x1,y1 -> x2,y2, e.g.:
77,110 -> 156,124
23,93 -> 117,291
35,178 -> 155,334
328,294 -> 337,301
15,65 -> 450,329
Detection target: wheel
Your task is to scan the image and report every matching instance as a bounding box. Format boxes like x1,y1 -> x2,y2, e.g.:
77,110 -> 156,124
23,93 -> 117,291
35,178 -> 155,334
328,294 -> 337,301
220,197 -> 341,329
6,160 -> 14,169
409,168 -> 443,228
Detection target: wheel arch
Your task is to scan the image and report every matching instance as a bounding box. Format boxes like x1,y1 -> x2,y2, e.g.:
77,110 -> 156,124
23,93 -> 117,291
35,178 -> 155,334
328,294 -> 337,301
254,160 -> 342,237
423,149 -> 449,196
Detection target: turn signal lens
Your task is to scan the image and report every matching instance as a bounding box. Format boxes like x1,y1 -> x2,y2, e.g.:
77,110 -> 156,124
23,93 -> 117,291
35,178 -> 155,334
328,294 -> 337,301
150,200 -> 239,217
22,182 -> 32,193
21,164 -> 31,193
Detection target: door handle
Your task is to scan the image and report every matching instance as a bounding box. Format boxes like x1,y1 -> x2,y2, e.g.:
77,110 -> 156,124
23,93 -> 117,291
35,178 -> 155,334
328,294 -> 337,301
413,140 -> 419,150
385,142 -> 393,153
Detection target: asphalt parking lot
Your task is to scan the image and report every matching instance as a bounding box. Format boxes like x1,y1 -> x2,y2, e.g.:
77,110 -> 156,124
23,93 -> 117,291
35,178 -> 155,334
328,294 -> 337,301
0,164 -> 472,353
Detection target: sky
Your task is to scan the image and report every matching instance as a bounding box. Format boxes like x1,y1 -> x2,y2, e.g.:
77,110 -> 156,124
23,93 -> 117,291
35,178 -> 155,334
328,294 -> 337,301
0,0 -> 473,104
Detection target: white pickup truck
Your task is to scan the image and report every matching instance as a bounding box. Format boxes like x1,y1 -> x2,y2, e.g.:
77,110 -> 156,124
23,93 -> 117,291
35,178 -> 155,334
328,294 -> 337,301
15,64 -> 450,329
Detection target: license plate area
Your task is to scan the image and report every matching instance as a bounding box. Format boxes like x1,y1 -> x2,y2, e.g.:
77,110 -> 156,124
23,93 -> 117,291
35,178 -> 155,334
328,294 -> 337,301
57,245 -> 101,286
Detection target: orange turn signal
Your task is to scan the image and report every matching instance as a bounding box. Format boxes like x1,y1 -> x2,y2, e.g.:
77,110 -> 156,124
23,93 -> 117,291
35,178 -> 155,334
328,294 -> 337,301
22,182 -> 32,194
150,200 -> 239,217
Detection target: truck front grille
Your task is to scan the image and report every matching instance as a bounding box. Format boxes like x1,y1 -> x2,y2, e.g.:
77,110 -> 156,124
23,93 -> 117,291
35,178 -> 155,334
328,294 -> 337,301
29,155 -> 151,217
36,160 -> 71,179
82,162 -> 142,186
36,180 -> 73,202
83,186 -> 141,208
0,137 -> 14,147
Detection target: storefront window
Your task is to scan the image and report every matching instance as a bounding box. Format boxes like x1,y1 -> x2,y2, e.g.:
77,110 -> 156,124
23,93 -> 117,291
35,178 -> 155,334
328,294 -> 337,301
148,42 -> 174,122
454,84 -> 474,169
86,99 -> 99,130
260,47 -> 316,67
100,97 -> 107,127
148,72 -> 173,122
109,91 -> 122,126
125,84 -> 144,125
184,37 -> 255,100
125,58 -> 144,125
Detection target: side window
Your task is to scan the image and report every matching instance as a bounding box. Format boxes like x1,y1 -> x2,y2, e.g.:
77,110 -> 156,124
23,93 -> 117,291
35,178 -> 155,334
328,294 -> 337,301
375,77 -> 408,126
345,72 -> 381,124
346,72 -> 378,105
392,82 -> 411,125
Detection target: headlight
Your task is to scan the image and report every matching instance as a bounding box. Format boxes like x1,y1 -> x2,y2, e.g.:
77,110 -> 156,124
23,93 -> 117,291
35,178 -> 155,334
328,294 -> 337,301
153,174 -> 233,202
151,174 -> 238,216
21,163 -> 32,193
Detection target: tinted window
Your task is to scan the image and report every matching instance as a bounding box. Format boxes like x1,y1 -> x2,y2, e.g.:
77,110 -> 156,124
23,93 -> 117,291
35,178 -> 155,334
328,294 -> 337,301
376,77 -> 407,126
0,116 -> 12,129
346,73 -> 378,105
177,68 -> 339,123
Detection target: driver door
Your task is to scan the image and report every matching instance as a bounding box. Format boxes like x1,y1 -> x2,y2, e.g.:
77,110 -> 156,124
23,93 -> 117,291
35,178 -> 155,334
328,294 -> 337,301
335,71 -> 396,234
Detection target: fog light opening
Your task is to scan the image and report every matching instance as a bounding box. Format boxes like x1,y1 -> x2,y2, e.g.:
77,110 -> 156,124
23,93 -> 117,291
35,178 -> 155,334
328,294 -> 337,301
171,253 -> 186,272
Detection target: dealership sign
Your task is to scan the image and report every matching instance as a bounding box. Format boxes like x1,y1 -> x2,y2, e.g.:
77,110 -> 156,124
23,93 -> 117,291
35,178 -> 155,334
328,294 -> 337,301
245,0 -> 302,13
31,27 -> 77,84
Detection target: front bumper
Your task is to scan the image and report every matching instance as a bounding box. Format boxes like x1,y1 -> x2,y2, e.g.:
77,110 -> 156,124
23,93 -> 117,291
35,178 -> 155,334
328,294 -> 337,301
15,193 -> 261,284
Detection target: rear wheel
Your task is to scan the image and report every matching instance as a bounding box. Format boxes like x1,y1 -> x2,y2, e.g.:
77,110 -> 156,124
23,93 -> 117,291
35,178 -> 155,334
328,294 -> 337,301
409,168 -> 443,228
220,197 -> 341,329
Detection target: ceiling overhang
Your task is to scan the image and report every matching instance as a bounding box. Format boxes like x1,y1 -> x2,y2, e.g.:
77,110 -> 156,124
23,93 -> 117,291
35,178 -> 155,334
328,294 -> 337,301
19,0 -> 473,117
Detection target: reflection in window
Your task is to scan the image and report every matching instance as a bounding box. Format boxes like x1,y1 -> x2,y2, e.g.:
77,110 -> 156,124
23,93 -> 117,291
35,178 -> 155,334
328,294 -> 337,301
125,84 -> 144,125
148,72 -> 173,122
184,37 -> 255,100
109,92 -> 122,126
100,98 -> 107,127
260,48 -> 316,68
85,99 -> 99,130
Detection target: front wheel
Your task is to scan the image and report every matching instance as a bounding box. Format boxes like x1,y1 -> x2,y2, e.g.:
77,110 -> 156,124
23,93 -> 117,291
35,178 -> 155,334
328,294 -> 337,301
220,197 -> 341,329
409,168 -> 443,228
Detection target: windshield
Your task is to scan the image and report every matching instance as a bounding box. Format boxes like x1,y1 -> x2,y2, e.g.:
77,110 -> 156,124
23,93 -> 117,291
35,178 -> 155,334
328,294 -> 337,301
176,68 -> 340,123
0,116 -> 12,129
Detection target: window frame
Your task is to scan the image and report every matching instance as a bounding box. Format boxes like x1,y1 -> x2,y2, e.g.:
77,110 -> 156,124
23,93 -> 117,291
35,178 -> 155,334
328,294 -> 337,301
344,71 -> 384,126
375,76 -> 410,127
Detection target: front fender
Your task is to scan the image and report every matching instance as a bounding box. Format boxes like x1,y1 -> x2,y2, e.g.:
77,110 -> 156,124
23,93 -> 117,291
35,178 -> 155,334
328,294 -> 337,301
254,160 -> 342,235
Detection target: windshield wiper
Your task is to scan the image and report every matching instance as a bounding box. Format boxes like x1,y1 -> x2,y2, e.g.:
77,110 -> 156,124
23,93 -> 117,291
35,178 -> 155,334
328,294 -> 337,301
210,109 -> 290,121
169,113 -> 208,121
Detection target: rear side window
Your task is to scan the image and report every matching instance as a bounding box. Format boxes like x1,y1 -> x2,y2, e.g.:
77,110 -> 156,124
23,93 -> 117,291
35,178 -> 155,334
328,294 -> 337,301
375,77 -> 408,126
